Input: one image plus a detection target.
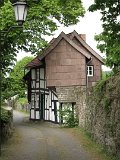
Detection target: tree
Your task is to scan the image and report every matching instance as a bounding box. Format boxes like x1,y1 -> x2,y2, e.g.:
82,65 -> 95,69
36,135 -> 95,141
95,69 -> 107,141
0,0 -> 85,76
89,0 -> 120,71
1,56 -> 33,101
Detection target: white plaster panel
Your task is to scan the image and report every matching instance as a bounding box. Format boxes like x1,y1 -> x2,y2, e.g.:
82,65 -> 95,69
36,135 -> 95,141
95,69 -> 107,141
49,91 -> 52,106
57,102 -> 60,122
36,111 -> 40,119
45,110 -> 49,120
31,81 -> 35,88
49,108 -> 52,120
31,109 -> 34,119
40,68 -> 44,79
54,95 -> 58,101
40,80 -> 44,88
51,111 -> 55,121
45,110 -> 47,120
31,69 -> 36,79
52,102 -> 54,109
36,82 -> 39,88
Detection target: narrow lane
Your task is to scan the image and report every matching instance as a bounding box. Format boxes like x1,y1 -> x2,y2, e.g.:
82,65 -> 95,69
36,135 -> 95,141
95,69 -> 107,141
1,110 -> 92,160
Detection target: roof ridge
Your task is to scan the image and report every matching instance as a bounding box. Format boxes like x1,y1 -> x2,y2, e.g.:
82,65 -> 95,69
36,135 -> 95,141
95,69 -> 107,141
39,31 -> 91,60
25,30 -> 104,69
70,30 -> 104,63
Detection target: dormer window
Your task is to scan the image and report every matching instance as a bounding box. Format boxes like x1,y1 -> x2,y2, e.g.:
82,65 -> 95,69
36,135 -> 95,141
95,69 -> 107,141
87,66 -> 94,76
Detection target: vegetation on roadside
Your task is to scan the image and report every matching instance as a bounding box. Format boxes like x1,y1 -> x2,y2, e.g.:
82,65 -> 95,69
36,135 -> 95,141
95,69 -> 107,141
17,98 -> 28,106
1,107 -> 13,142
93,70 -> 120,112
102,71 -> 111,80
1,56 -> 33,102
17,97 -> 29,113
69,127 -> 118,160
59,103 -> 79,127
86,70 -> 120,159
1,107 -> 12,123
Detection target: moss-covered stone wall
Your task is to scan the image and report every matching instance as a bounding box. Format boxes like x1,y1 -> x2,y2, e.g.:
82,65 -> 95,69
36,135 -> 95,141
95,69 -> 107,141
78,71 -> 120,159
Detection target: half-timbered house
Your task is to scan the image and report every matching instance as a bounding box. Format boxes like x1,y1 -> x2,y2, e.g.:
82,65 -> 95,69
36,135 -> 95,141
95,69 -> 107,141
23,31 -> 104,123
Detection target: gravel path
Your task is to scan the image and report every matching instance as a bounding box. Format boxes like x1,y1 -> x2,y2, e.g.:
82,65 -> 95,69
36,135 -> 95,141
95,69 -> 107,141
1,110 -> 92,160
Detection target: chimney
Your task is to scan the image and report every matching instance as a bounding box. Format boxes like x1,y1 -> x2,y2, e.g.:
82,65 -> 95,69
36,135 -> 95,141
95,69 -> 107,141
79,34 -> 86,41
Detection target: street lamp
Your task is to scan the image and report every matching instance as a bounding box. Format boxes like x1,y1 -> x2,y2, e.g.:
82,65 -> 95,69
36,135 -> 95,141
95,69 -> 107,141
0,3 -> 28,154
0,1 -> 28,37
13,1 -> 28,26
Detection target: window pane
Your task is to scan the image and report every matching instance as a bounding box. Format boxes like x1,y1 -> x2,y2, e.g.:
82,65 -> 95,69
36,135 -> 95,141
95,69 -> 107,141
89,70 -> 92,75
87,66 -> 93,76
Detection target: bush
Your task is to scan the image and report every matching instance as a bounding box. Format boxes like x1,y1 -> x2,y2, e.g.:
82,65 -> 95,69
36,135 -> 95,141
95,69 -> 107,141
17,97 -> 28,105
1,107 -> 13,143
1,107 -> 12,123
59,103 -> 79,127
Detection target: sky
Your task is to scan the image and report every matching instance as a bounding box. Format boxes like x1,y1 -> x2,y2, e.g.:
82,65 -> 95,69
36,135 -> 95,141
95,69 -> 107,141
16,0 -> 110,71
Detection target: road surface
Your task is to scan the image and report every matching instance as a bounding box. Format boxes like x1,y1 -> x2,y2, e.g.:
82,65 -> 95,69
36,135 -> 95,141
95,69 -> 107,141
1,110 -> 93,160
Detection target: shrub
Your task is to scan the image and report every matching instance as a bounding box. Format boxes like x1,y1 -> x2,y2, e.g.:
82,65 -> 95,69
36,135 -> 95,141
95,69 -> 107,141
59,103 -> 79,127
1,107 -> 11,124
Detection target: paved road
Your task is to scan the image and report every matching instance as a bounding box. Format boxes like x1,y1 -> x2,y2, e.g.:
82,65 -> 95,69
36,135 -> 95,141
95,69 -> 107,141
1,110 -> 92,160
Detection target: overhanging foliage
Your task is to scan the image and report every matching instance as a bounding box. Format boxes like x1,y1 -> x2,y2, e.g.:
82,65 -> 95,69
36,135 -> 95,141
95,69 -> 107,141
89,0 -> 120,70
0,0 -> 85,76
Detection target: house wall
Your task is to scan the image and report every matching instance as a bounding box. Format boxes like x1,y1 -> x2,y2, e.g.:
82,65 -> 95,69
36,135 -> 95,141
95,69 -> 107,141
72,37 -> 102,87
45,39 -> 86,87
87,57 -> 102,87
30,68 -> 46,120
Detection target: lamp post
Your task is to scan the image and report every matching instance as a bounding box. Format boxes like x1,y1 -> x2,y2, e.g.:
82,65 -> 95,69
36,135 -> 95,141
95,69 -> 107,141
0,1 -> 28,35
0,0 -> 28,46
13,1 -> 28,26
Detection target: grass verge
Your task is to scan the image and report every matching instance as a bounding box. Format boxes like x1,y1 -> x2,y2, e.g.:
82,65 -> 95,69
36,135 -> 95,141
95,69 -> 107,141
63,127 -> 118,160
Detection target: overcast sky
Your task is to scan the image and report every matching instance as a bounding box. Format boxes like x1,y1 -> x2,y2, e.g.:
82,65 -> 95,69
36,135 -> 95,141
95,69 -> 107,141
16,0 -> 110,71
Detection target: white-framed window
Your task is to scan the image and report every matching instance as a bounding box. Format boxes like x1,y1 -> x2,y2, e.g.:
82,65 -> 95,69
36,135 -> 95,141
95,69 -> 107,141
87,66 -> 94,76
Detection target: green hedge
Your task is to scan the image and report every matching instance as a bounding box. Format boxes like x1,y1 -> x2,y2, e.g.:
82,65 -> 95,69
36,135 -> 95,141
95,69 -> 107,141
1,107 -> 13,142
1,107 -> 12,123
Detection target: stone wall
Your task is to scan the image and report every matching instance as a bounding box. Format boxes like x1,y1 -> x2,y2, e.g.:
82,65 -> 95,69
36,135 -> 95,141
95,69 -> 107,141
56,86 -> 87,126
56,86 -> 86,103
77,74 -> 120,159
56,72 -> 120,159
84,90 -> 120,159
